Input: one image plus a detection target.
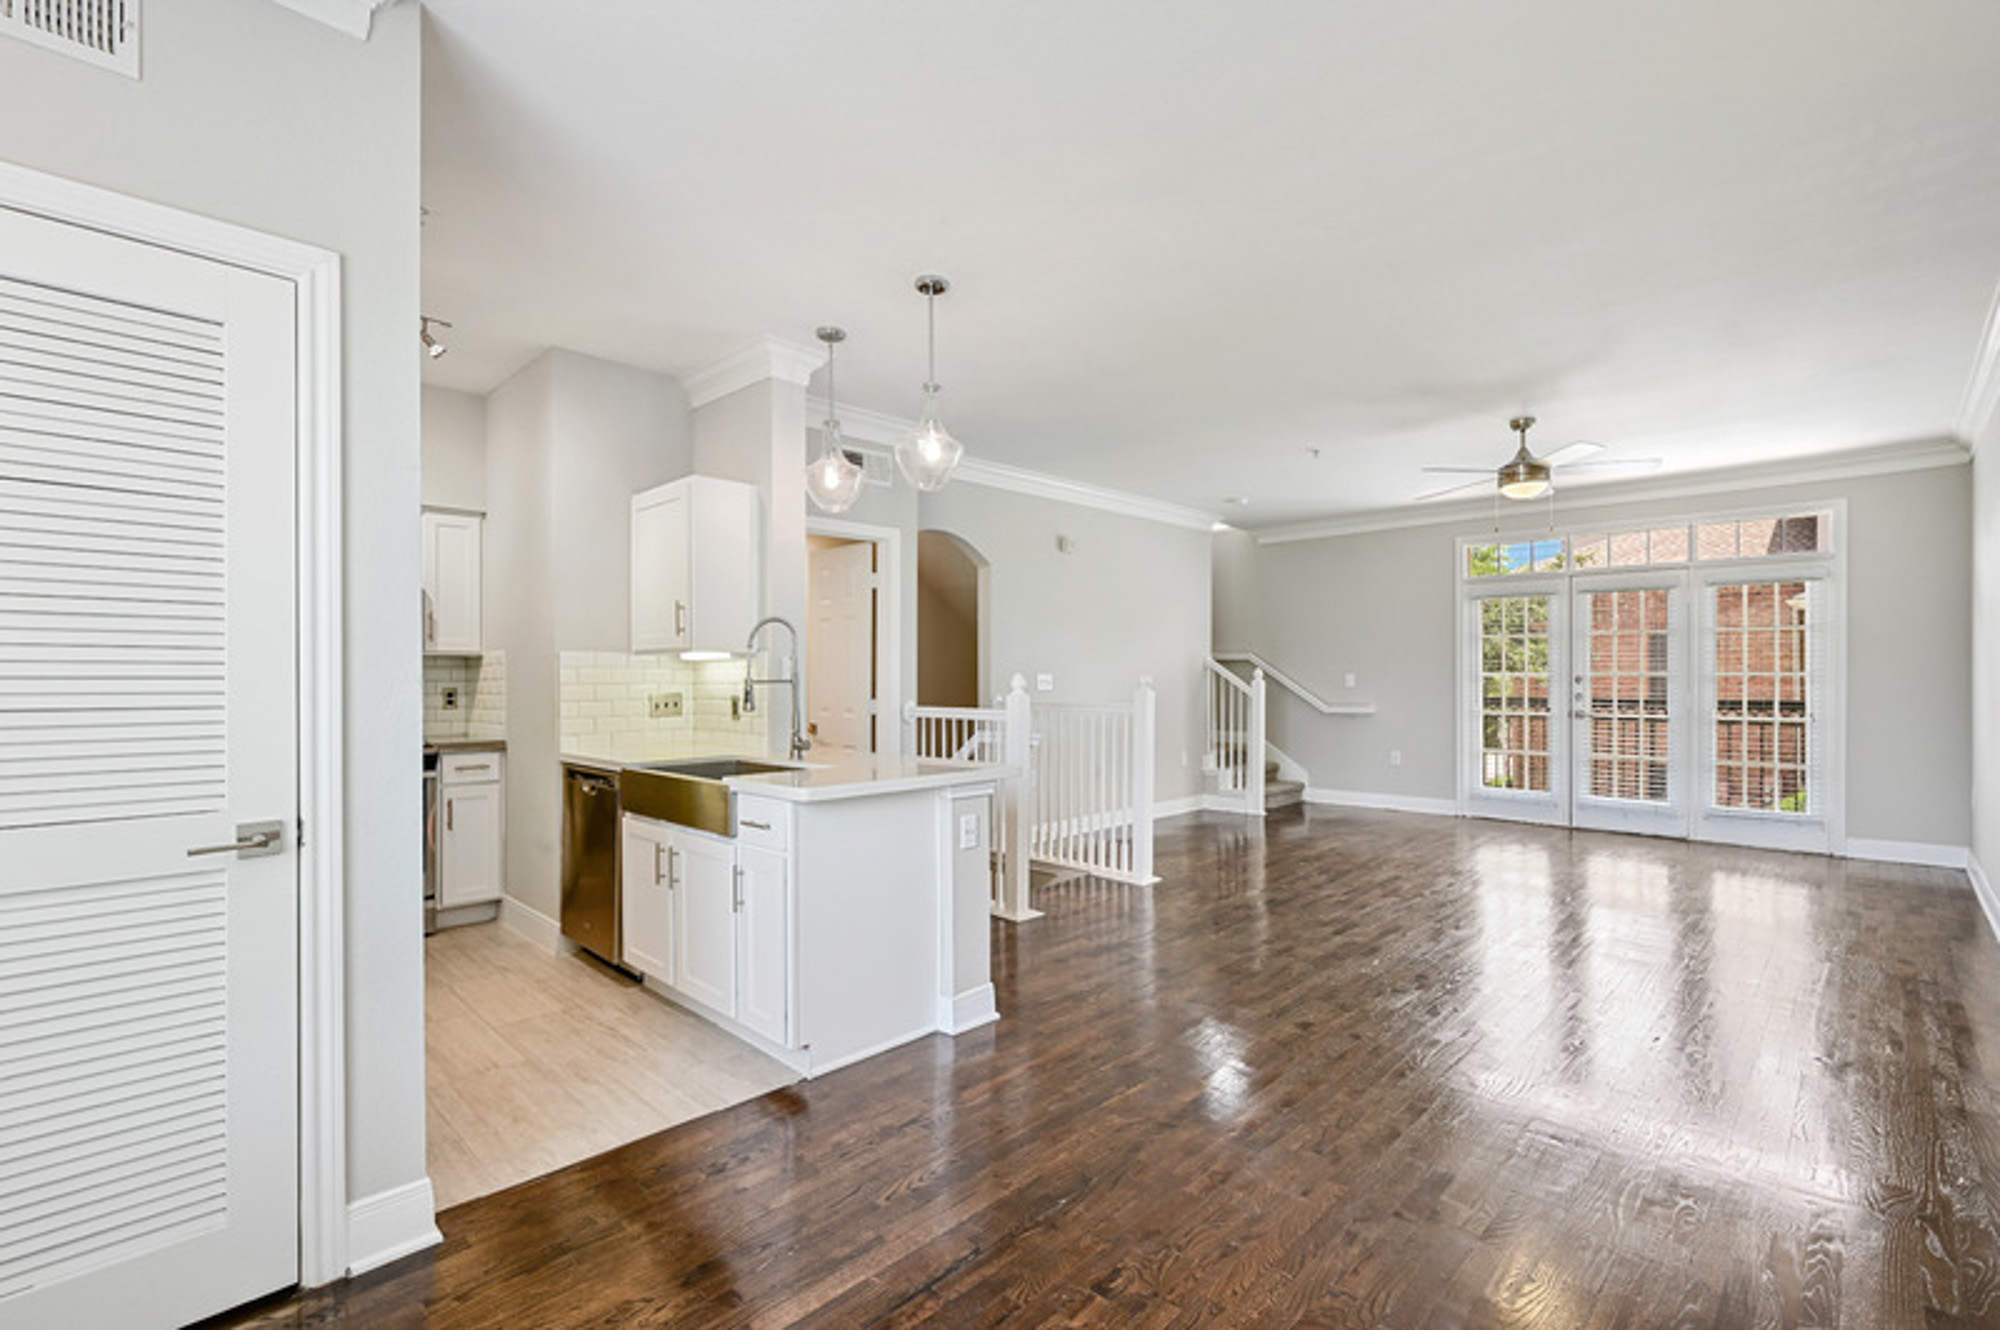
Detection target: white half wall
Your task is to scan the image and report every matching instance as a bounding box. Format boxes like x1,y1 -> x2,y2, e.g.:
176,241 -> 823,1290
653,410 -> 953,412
1972,403 -> 2000,927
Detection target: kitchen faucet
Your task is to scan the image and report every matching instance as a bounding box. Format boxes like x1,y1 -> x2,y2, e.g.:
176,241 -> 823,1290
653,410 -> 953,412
742,615 -> 810,760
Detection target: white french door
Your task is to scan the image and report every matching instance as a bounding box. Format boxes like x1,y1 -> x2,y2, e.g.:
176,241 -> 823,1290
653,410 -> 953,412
1462,563 -> 1833,853
0,206 -> 299,1327
1569,575 -> 1690,839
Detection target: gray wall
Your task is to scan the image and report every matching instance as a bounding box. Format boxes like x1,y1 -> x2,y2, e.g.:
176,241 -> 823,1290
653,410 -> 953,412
421,386 -> 487,511
487,350 -> 690,920
0,0 -> 426,1208
917,530 -> 981,707
918,484 -> 1212,804
1974,421 -> 2000,895
1228,464 -> 1974,848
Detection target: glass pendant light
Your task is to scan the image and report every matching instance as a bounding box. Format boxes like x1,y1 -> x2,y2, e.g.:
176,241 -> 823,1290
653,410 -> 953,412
803,325 -> 863,514
895,274 -> 965,491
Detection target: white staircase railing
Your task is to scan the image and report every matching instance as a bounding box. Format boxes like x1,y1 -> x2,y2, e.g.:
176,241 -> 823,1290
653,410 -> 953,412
1205,658 -> 1267,816
1030,678 -> 1158,885
905,676 -> 1037,920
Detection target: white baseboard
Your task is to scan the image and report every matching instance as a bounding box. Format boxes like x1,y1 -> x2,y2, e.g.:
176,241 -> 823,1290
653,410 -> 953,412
940,984 -> 999,1034
501,895 -> 567,954
346,1178 -> 441,1276
1152,793 -> 1209,820
1970,853 -> 1999,943
1305,788 -> 1458,818
1844,838 -> 1970,870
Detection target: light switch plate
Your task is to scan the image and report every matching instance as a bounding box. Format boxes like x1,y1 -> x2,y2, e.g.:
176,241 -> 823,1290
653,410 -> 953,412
959,811 -> 980,850
650,692 -> 684,718
1036,673 -> 1054,692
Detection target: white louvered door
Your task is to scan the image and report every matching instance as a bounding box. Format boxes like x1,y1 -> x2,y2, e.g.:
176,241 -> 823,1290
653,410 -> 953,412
0,206 -> 298,1328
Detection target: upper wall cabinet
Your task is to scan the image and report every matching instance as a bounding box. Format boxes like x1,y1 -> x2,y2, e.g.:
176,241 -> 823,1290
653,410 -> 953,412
631,476 -> 760,654
422,509 -> 483,656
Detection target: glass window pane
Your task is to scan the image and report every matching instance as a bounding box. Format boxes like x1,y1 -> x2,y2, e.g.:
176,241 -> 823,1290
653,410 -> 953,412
1571,534 -> 1607,569
1609,530 -> 1648,566
1696,522 -> 1739,560
1649,526 -> 1689,562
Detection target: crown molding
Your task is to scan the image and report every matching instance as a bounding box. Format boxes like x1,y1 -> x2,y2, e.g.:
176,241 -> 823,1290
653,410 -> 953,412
1254,436 -> 1971,545
684,336 -> 821,407
268,0 -> 396,40
805,396 -> 1217,530
951,457 -> 1219,531
1957,279 -> 2000,452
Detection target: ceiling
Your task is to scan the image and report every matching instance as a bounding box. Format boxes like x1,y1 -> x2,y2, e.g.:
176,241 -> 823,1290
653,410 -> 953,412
418,1 -> 2000,530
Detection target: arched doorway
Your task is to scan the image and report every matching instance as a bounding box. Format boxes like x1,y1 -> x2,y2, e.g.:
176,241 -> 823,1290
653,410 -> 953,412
918,529 -> 988,707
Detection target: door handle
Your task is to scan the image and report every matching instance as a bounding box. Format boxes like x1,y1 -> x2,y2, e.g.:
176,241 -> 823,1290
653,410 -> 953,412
188,820 -> 285,859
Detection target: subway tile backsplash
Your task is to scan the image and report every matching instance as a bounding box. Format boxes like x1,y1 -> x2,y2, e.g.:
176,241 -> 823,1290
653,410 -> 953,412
423,649 -> 507,744
558,650 -> 766,760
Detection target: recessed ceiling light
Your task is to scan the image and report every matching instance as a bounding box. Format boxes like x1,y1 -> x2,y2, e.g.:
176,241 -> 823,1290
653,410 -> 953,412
1223,496 -> 1249,507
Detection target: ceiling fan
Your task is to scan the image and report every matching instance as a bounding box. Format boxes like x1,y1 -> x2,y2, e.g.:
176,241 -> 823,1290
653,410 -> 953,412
1418,416 -> 1660,502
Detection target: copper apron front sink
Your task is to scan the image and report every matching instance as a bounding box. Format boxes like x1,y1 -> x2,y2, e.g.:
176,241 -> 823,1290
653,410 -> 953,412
618,758 -> 793,835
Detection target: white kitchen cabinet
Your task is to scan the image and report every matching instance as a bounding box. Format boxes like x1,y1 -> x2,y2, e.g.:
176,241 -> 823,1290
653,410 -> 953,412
733,796 -> 791,1047
422,509 -> 483,655
438,751 -> 503,908
670,826 -> 738,1017
620,815 -> 674,981
630,475 -> 760,654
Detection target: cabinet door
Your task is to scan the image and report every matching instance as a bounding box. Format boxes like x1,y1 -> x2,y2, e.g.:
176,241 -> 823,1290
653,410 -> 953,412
671,828 -> 737,1016
424,511 -> 483,654
438,780 -> 501,907
630,486 -> 691,652
620,818 -> 673,981
735,842 -> 790,1046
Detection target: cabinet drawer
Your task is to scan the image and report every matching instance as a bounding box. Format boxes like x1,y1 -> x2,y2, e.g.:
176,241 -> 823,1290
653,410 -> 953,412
441,751 -> 503,785
733,797 -> 788,851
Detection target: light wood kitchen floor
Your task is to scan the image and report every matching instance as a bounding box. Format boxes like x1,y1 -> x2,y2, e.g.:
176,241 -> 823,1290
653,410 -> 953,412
425,921 -> 796,1209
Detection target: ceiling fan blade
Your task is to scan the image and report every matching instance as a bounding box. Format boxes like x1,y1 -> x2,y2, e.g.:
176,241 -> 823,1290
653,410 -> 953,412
1540,440 -> 1606,468
1559,457 -> 1663,474
1416,476 -> 1493,502
1420,465 -> 1499,475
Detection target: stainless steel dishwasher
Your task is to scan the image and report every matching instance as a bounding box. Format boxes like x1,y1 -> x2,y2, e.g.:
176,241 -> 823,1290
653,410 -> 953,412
560,765 -> 622,965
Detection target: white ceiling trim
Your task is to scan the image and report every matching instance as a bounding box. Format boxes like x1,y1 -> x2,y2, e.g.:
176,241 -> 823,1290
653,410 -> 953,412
1956,280 -> 2000,452
684,337 -> 821,408
268,0 -> 395,40
805,396 -> 1219,531
1254,437 -> 1971,545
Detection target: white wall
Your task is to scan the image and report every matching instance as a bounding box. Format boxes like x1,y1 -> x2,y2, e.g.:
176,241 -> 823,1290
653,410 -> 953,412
486,350 -> 690,920
421,385 -> 486,511
0,0 -> 426,1218
917,484 -> 1212,804
1228,464 -> 1974,849
1972,417 -> 2000,913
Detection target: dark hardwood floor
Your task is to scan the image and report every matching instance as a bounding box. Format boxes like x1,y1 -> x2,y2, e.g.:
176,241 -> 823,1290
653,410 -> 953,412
214,808 -> 2000,1327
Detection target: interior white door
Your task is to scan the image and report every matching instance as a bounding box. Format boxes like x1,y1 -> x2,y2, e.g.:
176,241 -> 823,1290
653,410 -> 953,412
808,539 -> 875,755
1569,576 -> 1690,838
0,206 -> 299,1328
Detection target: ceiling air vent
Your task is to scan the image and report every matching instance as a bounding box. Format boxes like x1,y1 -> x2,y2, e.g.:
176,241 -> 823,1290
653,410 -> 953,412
843,446 -> 894,488
0,0 -> 139,78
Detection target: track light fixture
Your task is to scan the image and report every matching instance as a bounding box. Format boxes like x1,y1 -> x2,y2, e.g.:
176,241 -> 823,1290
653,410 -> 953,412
420,316 -> 451,360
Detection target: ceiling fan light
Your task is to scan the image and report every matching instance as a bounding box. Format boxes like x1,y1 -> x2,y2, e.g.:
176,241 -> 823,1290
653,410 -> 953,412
1497,458 -> 1551,501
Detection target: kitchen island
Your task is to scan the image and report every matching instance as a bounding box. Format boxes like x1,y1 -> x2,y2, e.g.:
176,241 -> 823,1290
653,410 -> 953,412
560,751 -> 1005,1076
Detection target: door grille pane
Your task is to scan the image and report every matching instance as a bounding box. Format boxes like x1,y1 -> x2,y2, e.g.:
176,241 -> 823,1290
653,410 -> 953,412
1712,581 -> 1810,813
1582,588 -> 1671,803
1477,594 -> 1552,792
0,275 -> 225,831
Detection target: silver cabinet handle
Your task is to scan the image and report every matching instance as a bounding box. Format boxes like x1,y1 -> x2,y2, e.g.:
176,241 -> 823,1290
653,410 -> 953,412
456,762 -> 492,774
740,819 -> 771,831
674,599 -> 686,637
653,841 -> 664,886
446,799 -> 454,832
732,864 -> 743,913
188,820 -> 284,859
667,845 -> 680,889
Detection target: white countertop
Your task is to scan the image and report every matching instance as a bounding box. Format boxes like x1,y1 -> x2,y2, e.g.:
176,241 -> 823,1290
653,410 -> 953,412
558,751 -> 1007,803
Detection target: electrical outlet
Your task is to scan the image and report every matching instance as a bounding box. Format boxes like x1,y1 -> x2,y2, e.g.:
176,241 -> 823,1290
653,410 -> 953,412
440,687 -> 459,712
1344,672 -> 1357,689
731,696 -> 741,721
649,692 -> 684,719
1389,749 -> 1402,767
1036,673 -> 1055,692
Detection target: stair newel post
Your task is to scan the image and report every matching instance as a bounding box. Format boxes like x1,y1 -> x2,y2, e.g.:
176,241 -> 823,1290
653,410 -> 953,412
1133,676 -> 1157,884
1249,667 -> 1267,817
997,673 -> 1039,920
